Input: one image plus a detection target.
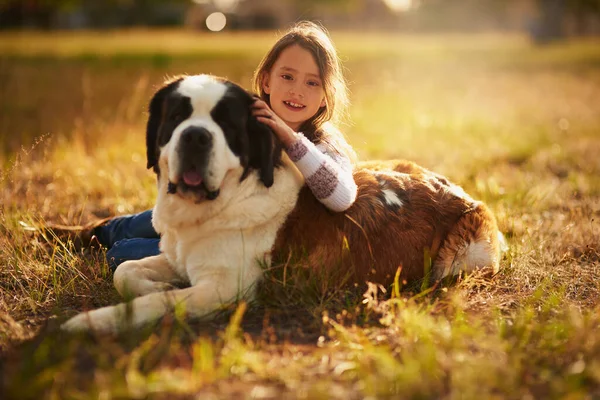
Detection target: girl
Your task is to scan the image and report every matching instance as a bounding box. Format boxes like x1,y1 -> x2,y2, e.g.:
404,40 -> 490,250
51,21 -> 358,271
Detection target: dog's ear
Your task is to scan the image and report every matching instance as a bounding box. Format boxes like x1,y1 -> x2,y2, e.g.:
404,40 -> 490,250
146,78 -> 183,173
146,88 -> 165,172
246,114 -> 282,188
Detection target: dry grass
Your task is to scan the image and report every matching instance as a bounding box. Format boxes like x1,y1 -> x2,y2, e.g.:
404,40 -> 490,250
0,30 -> 599,399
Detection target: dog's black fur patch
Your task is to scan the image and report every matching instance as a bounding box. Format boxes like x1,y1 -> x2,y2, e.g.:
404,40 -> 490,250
211,82 -> 282,187
145,77 -> 193,175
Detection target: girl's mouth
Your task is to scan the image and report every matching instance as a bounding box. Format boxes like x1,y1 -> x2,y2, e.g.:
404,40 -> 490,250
283,100 -> 306,111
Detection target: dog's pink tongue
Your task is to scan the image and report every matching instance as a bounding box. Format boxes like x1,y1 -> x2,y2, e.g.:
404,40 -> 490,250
183,170 -> 203,186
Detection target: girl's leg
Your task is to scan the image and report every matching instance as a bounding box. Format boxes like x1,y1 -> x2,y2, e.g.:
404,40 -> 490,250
106,238 -> 161,272
94,209 -> 158,248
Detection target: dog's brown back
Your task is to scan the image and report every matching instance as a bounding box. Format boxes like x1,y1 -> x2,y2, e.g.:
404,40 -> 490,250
273,159 -> 501,285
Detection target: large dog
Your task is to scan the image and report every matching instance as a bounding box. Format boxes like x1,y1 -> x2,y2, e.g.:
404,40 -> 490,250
62,75 -> 502,333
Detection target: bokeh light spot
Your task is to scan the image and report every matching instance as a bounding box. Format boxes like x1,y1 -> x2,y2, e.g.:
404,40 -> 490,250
206,12 -> 226,32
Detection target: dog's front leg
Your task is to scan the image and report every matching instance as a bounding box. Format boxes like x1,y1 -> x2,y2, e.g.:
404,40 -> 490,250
113,254 -> 184,298
61,268 -> 256,334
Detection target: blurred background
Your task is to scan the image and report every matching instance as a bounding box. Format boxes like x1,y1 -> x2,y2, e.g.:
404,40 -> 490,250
1,0 -> 599,197
1,0 -> 599,42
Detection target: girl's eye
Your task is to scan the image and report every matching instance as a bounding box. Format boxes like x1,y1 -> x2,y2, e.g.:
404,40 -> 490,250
281,74 -> 293,80
307,81 -> 321,87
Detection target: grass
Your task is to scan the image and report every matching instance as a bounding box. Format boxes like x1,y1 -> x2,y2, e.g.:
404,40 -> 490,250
1,30 -> 600,399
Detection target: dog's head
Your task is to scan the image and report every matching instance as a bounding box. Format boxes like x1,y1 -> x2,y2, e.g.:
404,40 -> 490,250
146,75 -> 282,202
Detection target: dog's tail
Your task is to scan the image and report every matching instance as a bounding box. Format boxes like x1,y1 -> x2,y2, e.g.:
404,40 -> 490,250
432,203 -> 502,280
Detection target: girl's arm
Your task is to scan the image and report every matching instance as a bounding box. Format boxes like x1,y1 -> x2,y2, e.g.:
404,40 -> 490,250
286,133 -> 357,212
252,99 -> 357,212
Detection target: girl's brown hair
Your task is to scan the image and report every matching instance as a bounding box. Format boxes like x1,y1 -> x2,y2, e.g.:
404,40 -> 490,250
252,21 -> 356,162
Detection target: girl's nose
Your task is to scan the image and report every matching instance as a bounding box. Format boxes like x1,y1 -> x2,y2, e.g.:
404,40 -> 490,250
289,82 -> 304,98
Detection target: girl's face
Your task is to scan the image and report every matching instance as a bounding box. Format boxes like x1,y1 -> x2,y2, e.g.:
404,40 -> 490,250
262,44 -> 326,131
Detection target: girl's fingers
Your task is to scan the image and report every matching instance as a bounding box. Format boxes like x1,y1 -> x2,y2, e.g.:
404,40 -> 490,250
252,108 -> 272,117
256,116 -> 275,126
252,100 -> 277,115
258,116 -> 281,127
252,99 -> 268,109
251,102 -> 270,113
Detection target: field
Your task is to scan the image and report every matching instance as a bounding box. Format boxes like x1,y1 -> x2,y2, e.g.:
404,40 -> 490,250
1,29 -> 600,399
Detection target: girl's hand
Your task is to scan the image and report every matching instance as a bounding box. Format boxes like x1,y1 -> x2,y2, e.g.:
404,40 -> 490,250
252,99 -> 298,148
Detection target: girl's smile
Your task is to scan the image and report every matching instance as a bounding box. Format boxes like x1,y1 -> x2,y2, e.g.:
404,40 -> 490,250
283,100 -> 306,111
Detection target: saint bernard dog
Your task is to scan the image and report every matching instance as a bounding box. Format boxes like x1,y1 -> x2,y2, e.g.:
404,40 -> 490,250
62,75 -> 503,333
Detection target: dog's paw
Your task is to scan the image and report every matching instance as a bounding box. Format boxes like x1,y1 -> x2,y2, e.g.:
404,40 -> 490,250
61,307 -> 121,333
61,312 -> 94,332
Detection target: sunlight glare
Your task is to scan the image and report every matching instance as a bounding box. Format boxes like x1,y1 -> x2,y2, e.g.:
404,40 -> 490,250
383,0 -> 413,12
214,0 -> 239,12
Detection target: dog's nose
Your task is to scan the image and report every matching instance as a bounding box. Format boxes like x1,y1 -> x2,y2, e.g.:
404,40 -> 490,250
181,127 -> 212,148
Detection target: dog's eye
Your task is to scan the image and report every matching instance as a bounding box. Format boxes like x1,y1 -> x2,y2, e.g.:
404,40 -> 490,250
170,111 -> 183,122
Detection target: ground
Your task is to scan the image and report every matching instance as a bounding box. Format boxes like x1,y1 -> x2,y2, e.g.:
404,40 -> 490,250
0,30 -> 599,399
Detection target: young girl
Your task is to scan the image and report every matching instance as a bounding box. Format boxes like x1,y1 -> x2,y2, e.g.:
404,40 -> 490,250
51,21 -> 358,271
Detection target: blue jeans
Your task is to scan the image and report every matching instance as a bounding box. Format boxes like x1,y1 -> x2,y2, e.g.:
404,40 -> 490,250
94,210 -> 160,272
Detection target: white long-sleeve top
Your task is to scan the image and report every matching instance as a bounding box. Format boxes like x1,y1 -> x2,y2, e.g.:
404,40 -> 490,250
285,133 -> 357,212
